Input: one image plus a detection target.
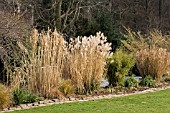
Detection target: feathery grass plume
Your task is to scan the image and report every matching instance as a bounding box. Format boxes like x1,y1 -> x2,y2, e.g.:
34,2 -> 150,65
121,28 -> 148,52
64,32 -> 111,94
149,30 -> 170,52
122,28 -> 170,52
136,47 -> 170,82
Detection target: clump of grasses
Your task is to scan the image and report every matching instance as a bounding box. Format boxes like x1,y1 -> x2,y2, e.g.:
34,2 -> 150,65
12,88 -> 39,105
64,32 -> 111,94
122,28 -> 170,82
14,29 -> 66,98
59,79 -> 75,97
136,48 -> 170,82
28,29 -> 66,98
7,30 -> 111,97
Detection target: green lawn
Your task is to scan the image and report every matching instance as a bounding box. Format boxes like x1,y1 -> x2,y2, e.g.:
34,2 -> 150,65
9,89 -> 170,113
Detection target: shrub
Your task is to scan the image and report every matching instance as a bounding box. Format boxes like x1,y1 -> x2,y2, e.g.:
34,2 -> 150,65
59,79 -> 75,96
106,49 -> 135,87
124,77 -> 138,88
0,34 -> 25,84
136,48 -> 170,82
139,76 -> 156,87
64,32 -> 111,94
12,88 -> 39,105
0,84 -> 10,109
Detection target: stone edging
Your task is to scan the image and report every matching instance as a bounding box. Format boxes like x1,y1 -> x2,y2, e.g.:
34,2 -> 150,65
1,86 -> 170,113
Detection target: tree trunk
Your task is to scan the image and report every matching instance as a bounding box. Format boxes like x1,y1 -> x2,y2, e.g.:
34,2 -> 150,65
55,0 -> 62,31
159,0 -> 163,28
145,0 -> 150,29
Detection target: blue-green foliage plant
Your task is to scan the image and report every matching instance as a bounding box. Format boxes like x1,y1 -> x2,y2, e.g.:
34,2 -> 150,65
106,49 -> 135,87
139,75 -> 156,87
12,88 -> 39,105
163,76 -> 170,82
124,76 -> 138,88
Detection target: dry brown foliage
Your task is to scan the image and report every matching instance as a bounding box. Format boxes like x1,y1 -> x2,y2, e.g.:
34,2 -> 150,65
26,29 -> 66,98
122,29 -> 170,81
122,29 -> 170,52
5,29 -> 111,98
10,29 -> 66,98
0,83 -> 11,109
136,48 -> 170,82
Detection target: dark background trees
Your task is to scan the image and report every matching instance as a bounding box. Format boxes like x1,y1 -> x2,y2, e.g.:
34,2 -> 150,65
0,0 -> 170,40
0,0 -> 170,81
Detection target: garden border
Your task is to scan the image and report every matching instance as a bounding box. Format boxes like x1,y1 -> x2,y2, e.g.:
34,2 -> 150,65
2,85 -> 170,113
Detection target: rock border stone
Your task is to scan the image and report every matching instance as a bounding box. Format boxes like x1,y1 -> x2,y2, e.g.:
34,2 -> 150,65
1,85 -> 170,113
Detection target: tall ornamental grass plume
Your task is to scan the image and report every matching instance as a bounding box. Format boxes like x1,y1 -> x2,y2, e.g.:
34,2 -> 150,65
16,29 -> 66,98
136,47 -> 170,82
63,32 -> 111,94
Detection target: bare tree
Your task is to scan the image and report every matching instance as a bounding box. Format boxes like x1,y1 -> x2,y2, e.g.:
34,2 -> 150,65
0,0 -> 32,37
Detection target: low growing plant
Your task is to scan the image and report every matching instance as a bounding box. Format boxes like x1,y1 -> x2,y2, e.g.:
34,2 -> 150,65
162,76 -> 170,82
59,79 -> 75,97
124,77 -> 138,88
12,88 -> 39,105
139,76 -> 156,87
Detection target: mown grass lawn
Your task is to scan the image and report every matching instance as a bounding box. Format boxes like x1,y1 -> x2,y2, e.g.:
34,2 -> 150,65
9,89 -> 170,113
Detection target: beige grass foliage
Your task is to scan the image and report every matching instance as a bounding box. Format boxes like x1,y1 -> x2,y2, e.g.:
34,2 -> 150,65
28,29 -> 66,98
7,29 -> 111,97
122,29 -> 170,52
122,29 -> 170,81
14,29 -> 66,98
0,84 -> 10,110
136,48 -> 170,82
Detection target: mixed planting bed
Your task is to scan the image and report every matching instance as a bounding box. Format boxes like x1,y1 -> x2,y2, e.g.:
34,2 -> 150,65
0,29 -> 170,112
